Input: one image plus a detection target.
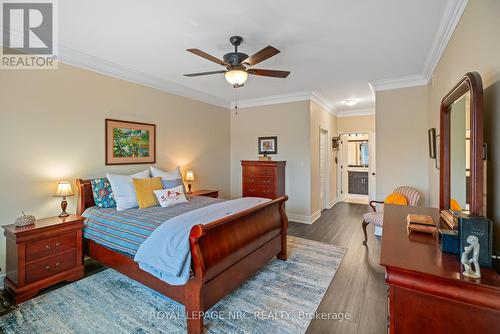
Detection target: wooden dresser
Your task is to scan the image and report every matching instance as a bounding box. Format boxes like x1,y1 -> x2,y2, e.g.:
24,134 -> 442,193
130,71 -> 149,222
3,215 -> 84,304
241,160 -> 286,199
380,205 -> 500,334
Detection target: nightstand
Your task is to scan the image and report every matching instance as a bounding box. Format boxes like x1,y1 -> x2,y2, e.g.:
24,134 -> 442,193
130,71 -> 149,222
189,189 -> 219,198
2,215 -> 84,304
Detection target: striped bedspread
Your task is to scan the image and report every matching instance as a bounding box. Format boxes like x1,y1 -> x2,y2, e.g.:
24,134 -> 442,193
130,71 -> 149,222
82,196 -> 223,257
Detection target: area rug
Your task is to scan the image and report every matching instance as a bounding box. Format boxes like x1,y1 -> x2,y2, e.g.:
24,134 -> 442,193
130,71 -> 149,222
0,236 -> 345,334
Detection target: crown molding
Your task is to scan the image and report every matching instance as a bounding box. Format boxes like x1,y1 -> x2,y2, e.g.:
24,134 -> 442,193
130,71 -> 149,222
336,108 -> 375,117
58,46 -> 229,108
369,74 -> 428,92
421,0 -> 468,82
231,90 -> 336,115
370,0 -> 468,92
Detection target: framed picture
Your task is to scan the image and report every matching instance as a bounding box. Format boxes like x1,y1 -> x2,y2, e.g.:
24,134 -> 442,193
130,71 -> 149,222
428,128 -> 437,159
105,119 -> 156,165
258,136 -> 278,155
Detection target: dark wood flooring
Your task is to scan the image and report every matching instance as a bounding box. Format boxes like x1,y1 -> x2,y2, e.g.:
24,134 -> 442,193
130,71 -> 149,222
0,202 -> 387,333
288,202 -> 387,334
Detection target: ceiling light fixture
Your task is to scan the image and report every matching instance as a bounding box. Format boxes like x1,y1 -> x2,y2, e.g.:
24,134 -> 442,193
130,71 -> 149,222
344,99 -> 358,107
224,69 -> 248,86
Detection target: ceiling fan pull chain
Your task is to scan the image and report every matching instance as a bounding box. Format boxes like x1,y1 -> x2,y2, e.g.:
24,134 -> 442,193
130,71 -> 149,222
234,88 -> 238,114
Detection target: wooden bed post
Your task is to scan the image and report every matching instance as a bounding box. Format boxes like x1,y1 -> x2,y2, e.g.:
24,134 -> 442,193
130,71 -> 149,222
186,225 -> 206,334
277,196 -> 288,260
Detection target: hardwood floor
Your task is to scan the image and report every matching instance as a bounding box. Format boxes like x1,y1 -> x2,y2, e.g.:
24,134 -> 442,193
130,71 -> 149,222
288,202 -> 387,334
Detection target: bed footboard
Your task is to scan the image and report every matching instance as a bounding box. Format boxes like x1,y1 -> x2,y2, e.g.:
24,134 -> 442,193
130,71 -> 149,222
185,196 -> 288,334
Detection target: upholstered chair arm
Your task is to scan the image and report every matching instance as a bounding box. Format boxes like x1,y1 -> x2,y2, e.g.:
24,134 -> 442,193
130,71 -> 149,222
369,200 -> 384,212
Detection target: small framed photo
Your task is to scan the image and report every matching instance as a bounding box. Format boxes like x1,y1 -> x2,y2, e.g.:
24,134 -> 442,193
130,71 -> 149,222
428,128 -> 437,159
258,136 -> 278,155
106,119 -> 156,165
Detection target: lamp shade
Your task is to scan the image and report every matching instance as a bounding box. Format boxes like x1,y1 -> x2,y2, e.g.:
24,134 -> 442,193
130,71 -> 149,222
224,70 -> 248,86
185,171 -> 195,181
54,181 -> 74,197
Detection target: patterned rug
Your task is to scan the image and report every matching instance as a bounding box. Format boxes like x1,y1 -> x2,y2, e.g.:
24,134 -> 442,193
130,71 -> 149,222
0,236 -> 345,334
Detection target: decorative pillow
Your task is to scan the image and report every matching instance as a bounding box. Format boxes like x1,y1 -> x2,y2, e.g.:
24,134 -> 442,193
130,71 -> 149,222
150,166 -> 186,192
133,177 -> 164,209
384,193 -> 408,206
154,185 -> 189,208
450,198 -> 462,211
90,178 -> 116,208
106,169 -> 150,211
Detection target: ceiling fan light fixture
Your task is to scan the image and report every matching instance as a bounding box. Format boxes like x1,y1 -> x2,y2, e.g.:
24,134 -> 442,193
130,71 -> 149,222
225,69 -> 248,86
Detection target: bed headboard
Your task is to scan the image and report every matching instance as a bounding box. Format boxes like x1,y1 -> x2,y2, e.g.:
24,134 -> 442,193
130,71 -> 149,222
76,178 -> 95,215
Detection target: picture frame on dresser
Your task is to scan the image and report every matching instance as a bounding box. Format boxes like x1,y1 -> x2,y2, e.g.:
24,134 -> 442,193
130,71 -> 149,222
258,136 -> 278,155
105,119 -> 156,165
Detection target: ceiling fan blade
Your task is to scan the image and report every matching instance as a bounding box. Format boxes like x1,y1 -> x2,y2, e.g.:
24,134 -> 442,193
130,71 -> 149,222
184,70 -> 226,77
186,49 -> 228,67
243,46 -> 280,66
247,69 -> 290,78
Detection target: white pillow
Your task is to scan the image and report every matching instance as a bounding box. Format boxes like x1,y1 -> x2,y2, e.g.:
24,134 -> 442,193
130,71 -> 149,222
154,186 -> 189,208
106,169 -> 150,211
150,166 -> 182,180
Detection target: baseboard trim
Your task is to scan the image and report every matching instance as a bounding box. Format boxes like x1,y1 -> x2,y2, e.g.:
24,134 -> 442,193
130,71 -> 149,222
327,199 -> 338,209
287,210 -> 321,224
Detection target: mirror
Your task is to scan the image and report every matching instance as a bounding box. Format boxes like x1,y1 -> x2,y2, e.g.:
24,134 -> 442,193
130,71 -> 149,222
348,140 -> 369,167
449,92 -> 471,212
440,72 -> 485,217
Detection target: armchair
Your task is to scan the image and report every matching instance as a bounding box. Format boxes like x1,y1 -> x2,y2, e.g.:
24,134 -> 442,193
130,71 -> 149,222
362,186 -> 420,245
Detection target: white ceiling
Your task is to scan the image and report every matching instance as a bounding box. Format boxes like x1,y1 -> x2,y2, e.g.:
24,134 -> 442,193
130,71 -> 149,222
57,0 -> 465,112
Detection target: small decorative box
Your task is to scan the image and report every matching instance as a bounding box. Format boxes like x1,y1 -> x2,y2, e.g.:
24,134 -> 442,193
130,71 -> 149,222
15,212 -> 36,227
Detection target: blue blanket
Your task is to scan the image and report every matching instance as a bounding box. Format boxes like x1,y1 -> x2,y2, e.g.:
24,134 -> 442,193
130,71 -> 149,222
134,197 -> 271,285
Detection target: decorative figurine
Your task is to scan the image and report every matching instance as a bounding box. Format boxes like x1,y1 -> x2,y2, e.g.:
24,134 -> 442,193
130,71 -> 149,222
461,235 -> 481,278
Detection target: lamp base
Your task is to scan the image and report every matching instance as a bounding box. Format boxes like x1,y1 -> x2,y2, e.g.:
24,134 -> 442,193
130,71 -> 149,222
187,183 -> 192,194
58,198 -> 69,218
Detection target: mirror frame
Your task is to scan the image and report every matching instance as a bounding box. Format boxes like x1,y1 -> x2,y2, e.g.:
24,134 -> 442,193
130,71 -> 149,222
440,72 -> 484,216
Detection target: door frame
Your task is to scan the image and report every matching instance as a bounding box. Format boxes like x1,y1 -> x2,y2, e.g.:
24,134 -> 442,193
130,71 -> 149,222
319,127 -> 329,210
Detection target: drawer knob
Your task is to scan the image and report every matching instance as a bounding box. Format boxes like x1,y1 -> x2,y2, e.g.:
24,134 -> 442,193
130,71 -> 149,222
55,242 -> 60,247
45,262 -> 60,271
45,245 -> 51,251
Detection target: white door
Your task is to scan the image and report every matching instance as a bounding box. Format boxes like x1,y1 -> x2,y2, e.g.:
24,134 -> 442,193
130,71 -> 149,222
339,134 -> 349,202
369,132 -> 377,201
319,129 -> 328,209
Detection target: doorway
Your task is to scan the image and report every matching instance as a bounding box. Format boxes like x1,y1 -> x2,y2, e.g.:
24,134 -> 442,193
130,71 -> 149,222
320,129 -> 329,210
337,133 -> 375,204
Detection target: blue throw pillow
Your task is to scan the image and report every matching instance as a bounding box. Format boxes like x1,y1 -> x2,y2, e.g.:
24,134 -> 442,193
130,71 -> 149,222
161,178 -> 184,190
91,178 -> 116,208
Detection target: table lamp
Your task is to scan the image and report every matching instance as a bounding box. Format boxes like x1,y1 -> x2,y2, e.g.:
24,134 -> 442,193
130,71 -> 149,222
185,171 -> 194,194
54,181 -> 74,218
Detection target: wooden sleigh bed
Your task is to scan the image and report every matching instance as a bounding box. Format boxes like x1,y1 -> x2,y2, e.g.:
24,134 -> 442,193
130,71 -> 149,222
76,179 -> 288,334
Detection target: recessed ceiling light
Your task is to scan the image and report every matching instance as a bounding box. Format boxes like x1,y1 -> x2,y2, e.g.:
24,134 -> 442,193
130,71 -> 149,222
344,99 -> 358,107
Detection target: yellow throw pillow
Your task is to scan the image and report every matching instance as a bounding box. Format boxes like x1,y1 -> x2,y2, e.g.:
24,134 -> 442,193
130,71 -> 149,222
384,193 -> 408,206
133,177 -> 164,209
450,198 -> 462,211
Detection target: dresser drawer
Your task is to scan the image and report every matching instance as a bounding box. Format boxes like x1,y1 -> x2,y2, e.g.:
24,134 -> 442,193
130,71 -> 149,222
25,249 -> 77,284
244,176 -> 274,186
244,166 -> 275,177
26,231 -> 76,262
244,185 -> 274,198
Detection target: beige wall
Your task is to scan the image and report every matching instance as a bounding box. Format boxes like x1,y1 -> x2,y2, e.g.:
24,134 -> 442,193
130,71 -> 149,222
376,85 -> 429,205
230,101 -> 312,218
337,115 -> 375,134
0,62 -> 230,274
427,0 -> 500,248
310,101 -> 338,216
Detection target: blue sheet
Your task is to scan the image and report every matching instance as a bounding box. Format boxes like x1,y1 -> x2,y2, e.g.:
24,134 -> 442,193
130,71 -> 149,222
82,196 -> 222,257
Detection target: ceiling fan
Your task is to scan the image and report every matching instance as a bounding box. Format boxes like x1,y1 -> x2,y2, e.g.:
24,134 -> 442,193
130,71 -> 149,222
184,36 -> 290,88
